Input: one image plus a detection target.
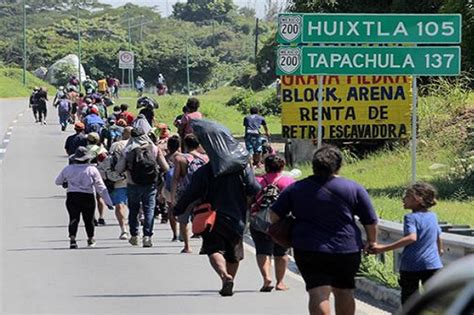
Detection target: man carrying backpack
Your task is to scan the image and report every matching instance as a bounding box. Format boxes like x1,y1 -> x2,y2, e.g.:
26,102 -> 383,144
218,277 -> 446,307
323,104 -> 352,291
56,94 -> 72,132
83,107 -> 105,134
174,120 -> 261,297
171,134 -> 208,253
115,127 -> 167,247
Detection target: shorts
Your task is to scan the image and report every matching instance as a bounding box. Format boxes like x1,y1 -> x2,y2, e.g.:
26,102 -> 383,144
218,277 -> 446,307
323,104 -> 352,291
294,249 -> 361,290
161,187 -> 172,204
111,187 -> 128,205
245,134 -> 263,155
201,216 -> 244,263
177,207 -> 193,224
250,227 -> 288,257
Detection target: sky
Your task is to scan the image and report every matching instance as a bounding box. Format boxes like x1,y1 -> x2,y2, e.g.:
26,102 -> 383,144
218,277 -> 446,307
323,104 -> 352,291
99,0 -> 289,18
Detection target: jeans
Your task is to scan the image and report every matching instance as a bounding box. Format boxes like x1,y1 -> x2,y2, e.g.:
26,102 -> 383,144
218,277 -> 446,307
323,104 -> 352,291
127,184 -> 157,237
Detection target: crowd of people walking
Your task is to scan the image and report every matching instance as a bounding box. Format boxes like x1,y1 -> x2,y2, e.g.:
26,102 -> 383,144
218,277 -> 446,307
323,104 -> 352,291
28,76 -> 445,314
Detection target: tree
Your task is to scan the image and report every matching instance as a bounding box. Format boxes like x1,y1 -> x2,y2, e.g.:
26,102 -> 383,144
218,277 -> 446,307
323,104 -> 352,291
264,0 -> 280,21
173,0 -> 234,22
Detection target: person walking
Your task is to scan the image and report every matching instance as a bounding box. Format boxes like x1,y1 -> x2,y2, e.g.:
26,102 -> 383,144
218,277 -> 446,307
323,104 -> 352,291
161,135 -> 181,241
178,98 -> 202,142
55,146 -> 114,249
115,127 -> 167,248
371,182 -> 443,305
171,134 -> 208,253
135,76 -> 145,97
98,127 -> 133,240
56,94 -> 72,132
270,145 -> 378,315
174,121 -> 260,297
36,87 -> 48,125
250,154 -> 294,292
29,87 -> 39,123
243,107 -> 270,168
65,122 -> 88,156
83,107 -> 105,134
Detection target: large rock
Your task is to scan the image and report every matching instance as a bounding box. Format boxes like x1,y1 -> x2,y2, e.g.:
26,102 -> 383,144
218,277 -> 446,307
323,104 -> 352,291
45,54 -> 86,85
33,67 -> 48,80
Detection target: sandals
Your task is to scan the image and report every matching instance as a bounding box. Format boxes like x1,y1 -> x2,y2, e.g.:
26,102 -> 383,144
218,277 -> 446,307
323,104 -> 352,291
260,285 -> 274,292
219,280 -> 234,297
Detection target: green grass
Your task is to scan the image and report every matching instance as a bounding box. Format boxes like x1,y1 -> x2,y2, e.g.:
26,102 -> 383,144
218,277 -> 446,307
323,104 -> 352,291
0,68 -> 55,98
298,145 -> 474,226
117,86 -> 281,136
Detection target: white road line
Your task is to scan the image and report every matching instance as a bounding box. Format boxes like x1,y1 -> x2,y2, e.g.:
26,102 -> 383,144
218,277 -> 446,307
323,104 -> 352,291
6,132 -> 12,136
3,139 -> 10,143
19,113 -> 24,117
8,126 -> 13,131
0,148 -> 6,153
12,120 -> 18,124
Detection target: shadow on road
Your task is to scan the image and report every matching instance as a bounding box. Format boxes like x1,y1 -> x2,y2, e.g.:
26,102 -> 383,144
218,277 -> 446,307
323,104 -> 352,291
107,252 -> 178,256
25,195 -> 65,200
7,245 -> 131,251
77,290 -> 256,298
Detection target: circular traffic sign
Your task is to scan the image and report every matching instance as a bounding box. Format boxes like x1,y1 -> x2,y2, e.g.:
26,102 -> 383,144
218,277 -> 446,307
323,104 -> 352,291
120,52 -> 133,63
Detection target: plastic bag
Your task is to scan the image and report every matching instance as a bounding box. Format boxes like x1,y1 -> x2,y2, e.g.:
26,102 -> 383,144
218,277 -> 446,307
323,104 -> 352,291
136,96 -> 159,109
191,119 -> 249,177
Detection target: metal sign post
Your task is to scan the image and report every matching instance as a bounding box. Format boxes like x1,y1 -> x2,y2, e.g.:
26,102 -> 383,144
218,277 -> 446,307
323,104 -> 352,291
411,76 -> 418,183
317,75 -> 323,149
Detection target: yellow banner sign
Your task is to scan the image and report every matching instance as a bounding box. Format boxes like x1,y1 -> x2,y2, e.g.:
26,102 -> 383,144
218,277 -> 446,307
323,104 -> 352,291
280,75 -> 412,139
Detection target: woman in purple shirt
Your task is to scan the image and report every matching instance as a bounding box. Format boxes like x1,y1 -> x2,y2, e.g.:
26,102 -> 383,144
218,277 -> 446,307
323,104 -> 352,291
55,146 -> 113,249
270,145 -> 378,315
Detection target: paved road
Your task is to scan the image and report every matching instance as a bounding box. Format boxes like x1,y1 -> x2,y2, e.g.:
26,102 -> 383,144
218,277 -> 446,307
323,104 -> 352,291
0,99 -> 390,314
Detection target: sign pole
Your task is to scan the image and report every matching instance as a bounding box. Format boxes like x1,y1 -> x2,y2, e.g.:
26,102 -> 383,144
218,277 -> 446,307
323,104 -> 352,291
317,75 -> 323,149
22,0 -> 26,86
411,75 -> 418,183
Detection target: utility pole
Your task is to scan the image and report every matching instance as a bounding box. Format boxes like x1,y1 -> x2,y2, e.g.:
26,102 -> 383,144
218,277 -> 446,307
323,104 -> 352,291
77,4 -> 82,91
185,32 -> 191,96
127,16 -> 132,87
254,18 -> 259,63
22,0 -> 26,86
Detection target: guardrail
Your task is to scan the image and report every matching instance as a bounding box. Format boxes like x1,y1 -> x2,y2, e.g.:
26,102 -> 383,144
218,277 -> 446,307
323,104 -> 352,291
364,219 -> 474,272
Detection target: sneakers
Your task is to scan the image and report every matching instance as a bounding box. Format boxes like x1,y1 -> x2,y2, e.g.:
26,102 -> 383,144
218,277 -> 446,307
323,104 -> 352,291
143,236 -> 153,248
129,236 -> 139,246
97,218 -> 106,225
93,219 -> 98,226
87,239 -> 96,247
70,240 -> 78,249
119,232 -> 129,240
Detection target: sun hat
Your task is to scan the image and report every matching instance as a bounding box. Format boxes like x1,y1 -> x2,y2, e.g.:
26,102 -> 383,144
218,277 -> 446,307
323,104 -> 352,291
87,132 -> 100,143
70,146 -> 93,162
74,122 -> 85,131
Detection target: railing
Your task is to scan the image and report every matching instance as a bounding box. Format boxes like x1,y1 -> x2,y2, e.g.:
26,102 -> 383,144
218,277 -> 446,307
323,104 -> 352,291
364,219 -> 474,272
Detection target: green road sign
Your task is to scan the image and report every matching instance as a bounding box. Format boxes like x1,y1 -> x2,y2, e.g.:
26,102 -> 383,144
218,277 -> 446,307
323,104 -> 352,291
276,46 -> 461,76
278,13 -> 462,44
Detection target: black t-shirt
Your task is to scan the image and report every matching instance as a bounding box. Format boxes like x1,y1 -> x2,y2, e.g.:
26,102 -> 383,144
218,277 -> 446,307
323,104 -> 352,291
139,107 -> 154,125
174,164 -> 261,235
65,133 -> 88,156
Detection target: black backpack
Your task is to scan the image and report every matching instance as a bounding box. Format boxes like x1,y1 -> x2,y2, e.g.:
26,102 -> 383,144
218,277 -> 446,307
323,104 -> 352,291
129,145 -> 159,185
